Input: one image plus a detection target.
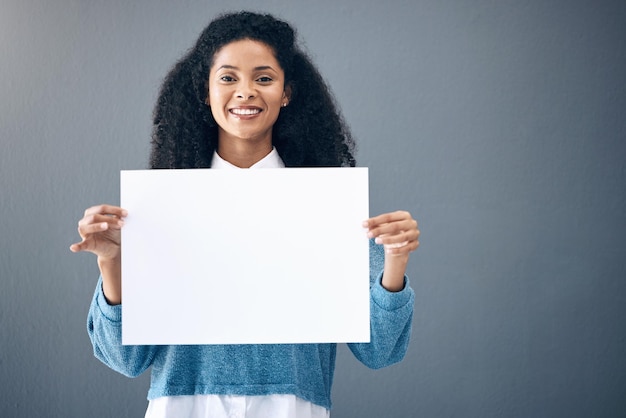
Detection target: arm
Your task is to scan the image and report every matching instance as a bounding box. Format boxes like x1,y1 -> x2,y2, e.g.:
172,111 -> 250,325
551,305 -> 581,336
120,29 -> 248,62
72,204 -> 159,376
347,240 -> 415,368
87,277 -> 159,377
348,211 -> 420,369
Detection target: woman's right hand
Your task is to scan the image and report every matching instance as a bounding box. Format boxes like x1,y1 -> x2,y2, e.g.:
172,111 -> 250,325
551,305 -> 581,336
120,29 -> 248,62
70,205 -> 127,305
69,204 -> 127,259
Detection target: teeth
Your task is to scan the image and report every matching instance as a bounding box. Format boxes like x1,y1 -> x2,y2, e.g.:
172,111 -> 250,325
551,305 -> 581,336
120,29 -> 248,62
231,108 -> 261,115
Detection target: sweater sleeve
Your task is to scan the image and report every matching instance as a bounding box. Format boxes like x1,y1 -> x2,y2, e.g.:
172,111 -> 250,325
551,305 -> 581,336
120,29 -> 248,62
87,277 -> 160,377
347,239 -> 415,369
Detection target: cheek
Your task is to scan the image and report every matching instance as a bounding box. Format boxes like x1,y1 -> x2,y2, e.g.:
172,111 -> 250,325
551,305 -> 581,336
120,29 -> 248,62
270,90 -> 286,107
206,88 -> 218,107
207,90 -> 227,119
209,105 -> 220,122
206,93 -> 224,123
206,80 -> 226,104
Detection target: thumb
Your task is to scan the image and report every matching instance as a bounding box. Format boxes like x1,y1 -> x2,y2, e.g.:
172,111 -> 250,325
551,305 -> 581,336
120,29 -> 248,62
69,240 -> 89,253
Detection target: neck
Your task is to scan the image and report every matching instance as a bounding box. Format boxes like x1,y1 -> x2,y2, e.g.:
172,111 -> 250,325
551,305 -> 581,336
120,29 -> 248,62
217,139 -> 273,168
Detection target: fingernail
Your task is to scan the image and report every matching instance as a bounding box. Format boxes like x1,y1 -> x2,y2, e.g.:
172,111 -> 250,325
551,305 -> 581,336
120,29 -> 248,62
375,237 -> 382,244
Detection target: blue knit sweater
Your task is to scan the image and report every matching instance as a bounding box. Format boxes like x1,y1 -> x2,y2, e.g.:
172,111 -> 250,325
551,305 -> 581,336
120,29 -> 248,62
87,239 -> 414,410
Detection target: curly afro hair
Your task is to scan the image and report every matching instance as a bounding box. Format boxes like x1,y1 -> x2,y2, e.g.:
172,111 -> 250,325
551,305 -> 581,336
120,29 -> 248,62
149,11 -> 356,169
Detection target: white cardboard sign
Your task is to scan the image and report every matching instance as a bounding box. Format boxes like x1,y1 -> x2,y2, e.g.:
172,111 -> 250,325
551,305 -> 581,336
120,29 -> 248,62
120,168 -> 370,345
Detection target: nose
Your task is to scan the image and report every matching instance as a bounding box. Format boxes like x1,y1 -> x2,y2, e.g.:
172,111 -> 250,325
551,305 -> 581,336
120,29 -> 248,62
236,79 -> 256,100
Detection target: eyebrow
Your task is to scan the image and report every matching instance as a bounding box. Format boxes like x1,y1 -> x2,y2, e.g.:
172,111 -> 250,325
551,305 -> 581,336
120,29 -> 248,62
216,65 -> 277,72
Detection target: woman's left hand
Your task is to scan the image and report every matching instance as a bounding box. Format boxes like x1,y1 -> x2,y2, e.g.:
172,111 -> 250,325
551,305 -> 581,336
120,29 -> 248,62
363,211 -> 420,291
363,210 -> 420,256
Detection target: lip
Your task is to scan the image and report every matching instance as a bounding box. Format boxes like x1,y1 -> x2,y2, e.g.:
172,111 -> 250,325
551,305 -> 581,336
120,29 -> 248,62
229,106 -> 263,120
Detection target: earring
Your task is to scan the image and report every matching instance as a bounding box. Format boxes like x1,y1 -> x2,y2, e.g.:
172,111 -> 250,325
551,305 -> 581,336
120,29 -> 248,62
282,102 -> 287,107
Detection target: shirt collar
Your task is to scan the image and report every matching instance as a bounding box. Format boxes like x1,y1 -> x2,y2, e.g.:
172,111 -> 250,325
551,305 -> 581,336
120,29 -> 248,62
211,147 -> 285,169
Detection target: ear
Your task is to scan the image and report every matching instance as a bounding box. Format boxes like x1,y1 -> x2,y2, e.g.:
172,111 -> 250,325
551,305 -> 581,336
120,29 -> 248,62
282,84 -> 292,106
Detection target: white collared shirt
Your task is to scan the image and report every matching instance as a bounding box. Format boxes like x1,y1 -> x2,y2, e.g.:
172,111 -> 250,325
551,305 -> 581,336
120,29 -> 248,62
144,147 -> 329,418
146,394 -> 329,418
210,147 -> 286,169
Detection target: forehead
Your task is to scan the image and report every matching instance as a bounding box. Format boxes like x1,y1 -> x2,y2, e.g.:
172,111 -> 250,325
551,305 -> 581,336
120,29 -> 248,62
211,39 -> 281,70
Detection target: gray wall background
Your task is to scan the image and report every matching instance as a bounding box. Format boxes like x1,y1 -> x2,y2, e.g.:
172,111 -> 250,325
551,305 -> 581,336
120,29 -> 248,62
1,0 -> 624,417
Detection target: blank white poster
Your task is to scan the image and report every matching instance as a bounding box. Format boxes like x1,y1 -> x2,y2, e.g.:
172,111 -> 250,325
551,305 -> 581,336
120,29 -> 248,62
120,167 -> 370,345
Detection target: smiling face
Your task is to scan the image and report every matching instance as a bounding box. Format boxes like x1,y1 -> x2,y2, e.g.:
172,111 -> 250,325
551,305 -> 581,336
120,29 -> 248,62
207,39 -> 290,160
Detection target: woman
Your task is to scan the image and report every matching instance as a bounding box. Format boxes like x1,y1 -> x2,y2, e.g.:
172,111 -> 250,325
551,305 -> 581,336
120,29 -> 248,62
71,11 -> 420,418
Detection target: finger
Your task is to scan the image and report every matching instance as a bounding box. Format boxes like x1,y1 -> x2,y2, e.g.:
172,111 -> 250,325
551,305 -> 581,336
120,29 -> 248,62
77,221 -> 110,238
78,214 -> 125,230
69,231 -> 101,252
69,238 -> 110,255
77,215 -> 124,242
384,239 -> 420,255
70,226 -> 121,254
374,228 -> 419,246
384,240 -> 409,249
69,240 -> 89,253
83,204 -> 128,219
367,218 -> 418,240
363,210 -> 411,230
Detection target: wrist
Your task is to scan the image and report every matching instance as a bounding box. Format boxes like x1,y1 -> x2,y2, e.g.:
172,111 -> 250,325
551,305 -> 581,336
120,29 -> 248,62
97,256 -> 122,305
97,255 -> 119,267
381,255 -> 409,292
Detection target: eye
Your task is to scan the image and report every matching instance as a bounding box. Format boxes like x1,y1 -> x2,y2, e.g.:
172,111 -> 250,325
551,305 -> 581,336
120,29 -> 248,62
219,75 -> 236,82
257,76 -> 273,83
